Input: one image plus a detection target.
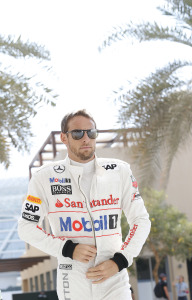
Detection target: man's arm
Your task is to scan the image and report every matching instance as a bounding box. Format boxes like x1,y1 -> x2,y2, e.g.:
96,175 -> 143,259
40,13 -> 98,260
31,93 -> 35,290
18,172 -> 66,258
62,241 -> 97,263
86,163 -> 151,283
163,286 -> 171,300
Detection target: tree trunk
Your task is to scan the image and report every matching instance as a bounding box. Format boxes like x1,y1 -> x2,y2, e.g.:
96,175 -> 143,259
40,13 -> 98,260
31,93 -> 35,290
149,243 -> 163,283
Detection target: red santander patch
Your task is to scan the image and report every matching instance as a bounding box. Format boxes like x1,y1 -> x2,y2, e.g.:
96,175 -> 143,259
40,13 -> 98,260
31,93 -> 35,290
55,199 -> 63,208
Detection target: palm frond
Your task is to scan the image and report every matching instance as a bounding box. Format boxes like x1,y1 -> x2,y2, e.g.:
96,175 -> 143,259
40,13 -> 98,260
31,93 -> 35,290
0,35 -> 50,59
99,22 -> 192,50
115,61 -> 192,188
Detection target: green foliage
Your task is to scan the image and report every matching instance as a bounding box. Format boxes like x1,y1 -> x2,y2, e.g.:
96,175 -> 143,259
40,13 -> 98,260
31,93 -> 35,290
0,35 -> 50,59
144,189 -> 192,259
100,0 -> 192,189
99,0 -> 192,50
121,189 -> 192,280
115,61 -> 192,188
144,188 -> 192,281
0,35 -> 58,168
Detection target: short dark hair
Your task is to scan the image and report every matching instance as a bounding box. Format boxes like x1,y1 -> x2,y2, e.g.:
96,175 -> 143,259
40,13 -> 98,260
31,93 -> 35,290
61,109 -> 97,133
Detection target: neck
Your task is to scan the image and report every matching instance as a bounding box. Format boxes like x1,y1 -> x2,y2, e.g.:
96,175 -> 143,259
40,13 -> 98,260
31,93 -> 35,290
68,154 -> 95,163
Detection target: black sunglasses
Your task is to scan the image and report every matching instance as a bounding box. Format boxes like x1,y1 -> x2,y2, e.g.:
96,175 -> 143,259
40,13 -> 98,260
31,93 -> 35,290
65,129 -> 98,140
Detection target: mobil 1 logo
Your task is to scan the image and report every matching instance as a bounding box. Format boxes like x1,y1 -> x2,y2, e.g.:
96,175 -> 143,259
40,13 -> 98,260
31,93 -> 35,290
51,184 -> 72,195
109,214 -> 118,229
60,214 -> 118,232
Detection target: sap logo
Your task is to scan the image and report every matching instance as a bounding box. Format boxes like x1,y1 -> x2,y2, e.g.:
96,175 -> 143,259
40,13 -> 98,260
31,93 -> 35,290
51,185 -> 72,195
59,264 -> 72,270
102,164 -> 117,170
25,203 -> 40,213
49,177 -> 71,183
59,214 -> 118,232
22,212 -> 40,223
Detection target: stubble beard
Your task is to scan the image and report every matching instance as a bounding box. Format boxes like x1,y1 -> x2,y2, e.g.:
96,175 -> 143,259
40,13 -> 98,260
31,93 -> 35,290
68,143 -> 95,161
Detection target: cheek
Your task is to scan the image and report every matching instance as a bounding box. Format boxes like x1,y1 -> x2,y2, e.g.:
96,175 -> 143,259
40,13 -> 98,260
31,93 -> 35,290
92,140 -> 96,147
69,140 -> 80,150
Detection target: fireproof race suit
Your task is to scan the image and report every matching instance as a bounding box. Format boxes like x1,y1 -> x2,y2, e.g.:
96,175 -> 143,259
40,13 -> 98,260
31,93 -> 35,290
18,156 -> 151,300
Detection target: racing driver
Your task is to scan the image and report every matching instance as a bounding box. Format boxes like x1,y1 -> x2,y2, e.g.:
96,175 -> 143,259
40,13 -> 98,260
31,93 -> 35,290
18,109 -> 151,300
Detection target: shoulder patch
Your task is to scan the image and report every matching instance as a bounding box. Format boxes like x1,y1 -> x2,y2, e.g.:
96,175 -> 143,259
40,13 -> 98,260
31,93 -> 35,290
102,164 -> 118,170
53,164 -> 65,173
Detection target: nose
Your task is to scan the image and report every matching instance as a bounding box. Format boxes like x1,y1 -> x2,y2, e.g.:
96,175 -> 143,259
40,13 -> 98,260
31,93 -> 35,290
82,131 -> 90,142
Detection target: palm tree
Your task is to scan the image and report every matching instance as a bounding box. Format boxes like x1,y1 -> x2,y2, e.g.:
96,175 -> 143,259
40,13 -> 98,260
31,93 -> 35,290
0,35 -> 57,168
100,0 -> 192,189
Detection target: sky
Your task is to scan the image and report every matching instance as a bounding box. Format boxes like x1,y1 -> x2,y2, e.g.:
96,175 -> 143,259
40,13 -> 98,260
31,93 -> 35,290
0,0 -> 191,179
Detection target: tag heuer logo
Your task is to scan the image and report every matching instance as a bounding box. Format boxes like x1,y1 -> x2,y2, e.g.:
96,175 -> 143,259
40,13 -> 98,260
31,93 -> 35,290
53,165 -> 65,173
59,264 -> 72,270
51,185 -> 72,195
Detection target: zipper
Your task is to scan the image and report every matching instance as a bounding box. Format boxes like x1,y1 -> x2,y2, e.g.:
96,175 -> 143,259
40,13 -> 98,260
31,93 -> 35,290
78,175 -> 97,247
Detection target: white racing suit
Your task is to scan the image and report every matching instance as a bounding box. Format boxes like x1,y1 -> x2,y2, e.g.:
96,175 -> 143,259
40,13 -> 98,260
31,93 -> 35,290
18,156 -> 151,300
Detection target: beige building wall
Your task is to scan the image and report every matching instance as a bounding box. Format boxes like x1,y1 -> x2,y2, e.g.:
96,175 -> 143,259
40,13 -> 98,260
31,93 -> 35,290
166,139 -> 192,221
166,139 -> 192,300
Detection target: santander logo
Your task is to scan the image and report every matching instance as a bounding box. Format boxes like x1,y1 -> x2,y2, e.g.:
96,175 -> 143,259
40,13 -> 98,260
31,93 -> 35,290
55,199 -> 63,208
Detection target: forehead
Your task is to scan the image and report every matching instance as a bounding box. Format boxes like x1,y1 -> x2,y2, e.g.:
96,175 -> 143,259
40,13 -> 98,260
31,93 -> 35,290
68,116 -> 95,130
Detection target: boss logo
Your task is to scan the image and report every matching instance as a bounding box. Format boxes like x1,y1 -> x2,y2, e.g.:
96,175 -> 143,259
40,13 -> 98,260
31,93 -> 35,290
51,185 -> 72,195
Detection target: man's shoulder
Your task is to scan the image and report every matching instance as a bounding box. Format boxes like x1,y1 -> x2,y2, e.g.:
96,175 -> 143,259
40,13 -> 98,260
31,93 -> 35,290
161,281 -> 167,287
32,159 -> 67,177
97,157 -> 130,171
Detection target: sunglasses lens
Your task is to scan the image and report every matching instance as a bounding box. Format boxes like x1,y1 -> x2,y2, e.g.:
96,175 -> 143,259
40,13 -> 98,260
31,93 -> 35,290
71,130 -> 84,140
69,129 -> 98,140
87,129 -> 98,139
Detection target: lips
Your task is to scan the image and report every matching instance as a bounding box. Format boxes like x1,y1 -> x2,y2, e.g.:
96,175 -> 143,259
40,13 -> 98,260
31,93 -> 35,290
80,146 -> 92,150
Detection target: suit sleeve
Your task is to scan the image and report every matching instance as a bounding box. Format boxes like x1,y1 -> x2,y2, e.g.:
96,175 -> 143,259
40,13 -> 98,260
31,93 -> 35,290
18,171 -> 66,257
120,163 -> 151,266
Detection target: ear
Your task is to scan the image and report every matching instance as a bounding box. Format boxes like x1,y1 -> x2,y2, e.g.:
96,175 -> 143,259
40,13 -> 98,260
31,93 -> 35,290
60,132 -> 68,145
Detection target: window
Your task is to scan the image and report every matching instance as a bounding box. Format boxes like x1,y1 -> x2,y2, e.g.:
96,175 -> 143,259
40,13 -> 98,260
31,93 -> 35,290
10,230 -> 20,239
30,278 -> 33,292
136,257 -> 166,281
1,250 -> 24,259
46,272 -> 51,291
52,269 -> 57,290
0,231 -> 8,240
3,241 -> 25,251
0,221 -> 15,230
35,276 -> 39,292
40,274 -> 44,291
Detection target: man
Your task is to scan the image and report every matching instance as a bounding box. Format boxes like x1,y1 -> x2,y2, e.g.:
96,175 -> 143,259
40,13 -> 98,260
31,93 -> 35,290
158,273 -> 171,300
18,109 -> 151,300
173,275 -> 189,300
